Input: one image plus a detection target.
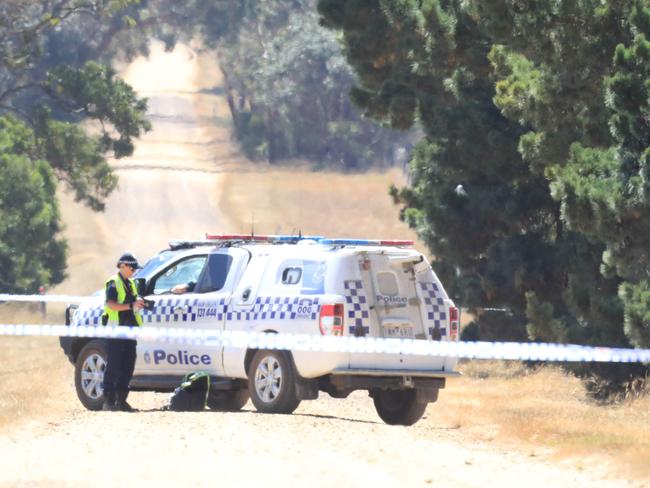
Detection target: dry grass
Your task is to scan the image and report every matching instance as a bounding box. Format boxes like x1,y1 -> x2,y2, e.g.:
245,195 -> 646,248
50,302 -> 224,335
219,166 -> 426,249
221,166 -> 650,482
434,361 -> 650,479
0,305 -> 75,429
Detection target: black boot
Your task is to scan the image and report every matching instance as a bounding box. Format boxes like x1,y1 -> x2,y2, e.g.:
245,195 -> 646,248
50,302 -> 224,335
115,391 -> 135,412
102,392 -> 117,411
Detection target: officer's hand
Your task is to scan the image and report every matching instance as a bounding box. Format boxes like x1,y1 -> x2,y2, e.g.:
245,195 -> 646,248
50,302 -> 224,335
133,297 -> 145,310
171,284 -> 188,294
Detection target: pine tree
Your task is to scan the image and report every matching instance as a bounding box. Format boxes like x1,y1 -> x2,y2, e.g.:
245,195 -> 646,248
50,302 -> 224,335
318,0 -> 648,389
548,2 -> 650,349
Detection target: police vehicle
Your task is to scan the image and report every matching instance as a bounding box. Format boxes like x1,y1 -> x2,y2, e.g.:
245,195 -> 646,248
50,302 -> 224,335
60,234 -> 460,425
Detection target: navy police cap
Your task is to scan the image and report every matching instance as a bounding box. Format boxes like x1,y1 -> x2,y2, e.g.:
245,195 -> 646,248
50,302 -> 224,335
117,252 -> 141,269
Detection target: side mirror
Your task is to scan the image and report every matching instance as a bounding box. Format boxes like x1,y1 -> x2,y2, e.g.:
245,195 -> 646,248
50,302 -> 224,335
135,278 -> 147,296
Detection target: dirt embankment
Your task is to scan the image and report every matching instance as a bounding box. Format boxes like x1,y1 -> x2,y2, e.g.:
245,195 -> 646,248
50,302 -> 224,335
0,42 -> 648,488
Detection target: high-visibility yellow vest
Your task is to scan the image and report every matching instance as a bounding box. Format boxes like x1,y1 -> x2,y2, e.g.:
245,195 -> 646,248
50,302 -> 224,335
103,274 -> 143,326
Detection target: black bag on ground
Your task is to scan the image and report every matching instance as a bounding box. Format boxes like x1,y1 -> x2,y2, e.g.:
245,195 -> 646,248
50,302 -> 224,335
168,372 -> 210,411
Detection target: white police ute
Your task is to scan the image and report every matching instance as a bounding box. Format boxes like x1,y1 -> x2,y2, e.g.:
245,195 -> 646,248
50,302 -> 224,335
60,234 -> 460,425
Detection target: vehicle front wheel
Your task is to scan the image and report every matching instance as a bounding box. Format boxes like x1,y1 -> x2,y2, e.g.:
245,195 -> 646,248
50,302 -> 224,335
372,389 -> 428,426
248,350 -> 300,414
74,340 -> 108,411
207,389 -> 250,411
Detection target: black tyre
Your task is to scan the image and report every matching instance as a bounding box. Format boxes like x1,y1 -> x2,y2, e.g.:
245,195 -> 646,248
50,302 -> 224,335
207,389 -> 250,411
373,389 -> 428,426
74,339 -> 108,411
248,350 -> 301,414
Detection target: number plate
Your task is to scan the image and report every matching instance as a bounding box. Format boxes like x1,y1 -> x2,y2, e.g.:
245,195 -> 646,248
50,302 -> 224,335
383,326 -> 414,338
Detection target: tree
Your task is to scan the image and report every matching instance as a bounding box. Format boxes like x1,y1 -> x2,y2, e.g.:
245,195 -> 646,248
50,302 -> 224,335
0,115 -> 66,292
217,1 -> 412,168
0,0 -> 151,292
473,1 -> 650,352
546,2 -> 650,349
317,0 -> 648,390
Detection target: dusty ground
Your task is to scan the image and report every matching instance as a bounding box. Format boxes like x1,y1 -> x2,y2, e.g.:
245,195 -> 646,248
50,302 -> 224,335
0,386 -> 640,488
1,42 -> 648,488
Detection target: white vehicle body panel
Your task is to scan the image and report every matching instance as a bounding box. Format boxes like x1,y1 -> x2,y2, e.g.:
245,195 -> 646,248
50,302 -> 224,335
71,242 -> 459,383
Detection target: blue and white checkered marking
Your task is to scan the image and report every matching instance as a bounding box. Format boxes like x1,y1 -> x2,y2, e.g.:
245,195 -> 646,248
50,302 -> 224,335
344,280 -> 370,335
254,296 -> 320,320
74,306 -> 103,326
142,297 -> 201,323
228,296 -> 320,321
73,296 -> 320,325
419,282 -> 447,337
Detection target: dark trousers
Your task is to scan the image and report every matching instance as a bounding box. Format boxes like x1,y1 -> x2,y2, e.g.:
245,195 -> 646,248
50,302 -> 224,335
103,339 -> 137,396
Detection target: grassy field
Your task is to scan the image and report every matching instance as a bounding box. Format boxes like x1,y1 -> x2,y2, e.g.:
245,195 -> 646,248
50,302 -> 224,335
218,166 -> 424,246
441,361 -> 650,479
0,305 -> 75,429
220,165 -> 650,481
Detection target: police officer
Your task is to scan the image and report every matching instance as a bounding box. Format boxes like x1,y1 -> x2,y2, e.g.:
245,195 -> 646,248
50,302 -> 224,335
102,252 -> 145,412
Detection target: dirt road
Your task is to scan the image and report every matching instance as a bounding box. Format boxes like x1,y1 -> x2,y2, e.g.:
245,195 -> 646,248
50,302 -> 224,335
55,42 -> 246,295
0,391 -> 632,488
0,43 -> 643,488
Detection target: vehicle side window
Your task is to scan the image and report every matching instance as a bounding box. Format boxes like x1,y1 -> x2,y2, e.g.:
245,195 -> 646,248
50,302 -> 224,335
152,256 -> 207,295
274,259 -> 326,294
195,253 -> 233,293
281,267 -> 302,285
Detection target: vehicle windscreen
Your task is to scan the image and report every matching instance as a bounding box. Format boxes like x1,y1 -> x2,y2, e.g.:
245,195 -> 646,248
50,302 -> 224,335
134,250 -> 181,279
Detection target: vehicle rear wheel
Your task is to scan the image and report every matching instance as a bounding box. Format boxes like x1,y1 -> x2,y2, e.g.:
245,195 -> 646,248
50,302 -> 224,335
74,340 -> 108,411
372,389 -> 427,426
207,389 -> 250,411
248,350 -> 301,414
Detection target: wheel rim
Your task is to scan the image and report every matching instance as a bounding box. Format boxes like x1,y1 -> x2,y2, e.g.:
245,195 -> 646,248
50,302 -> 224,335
81,353 -> 106,399
254,356 -> 282,403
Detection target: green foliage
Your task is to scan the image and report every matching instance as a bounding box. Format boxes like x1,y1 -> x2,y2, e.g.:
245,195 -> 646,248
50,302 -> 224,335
36,115 -> 119,211
0,115 -> 66,292
218,3 -> 411,168
620,280 -> 650,347
46,62 -> 151,158
0,0 -> 150,291
318,0 -> 649,388
548,3 -> 650,349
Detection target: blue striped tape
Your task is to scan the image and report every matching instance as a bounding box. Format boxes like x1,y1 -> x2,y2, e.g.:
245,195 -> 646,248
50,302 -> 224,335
0,293 -> 93,303
0,324 -> 648,363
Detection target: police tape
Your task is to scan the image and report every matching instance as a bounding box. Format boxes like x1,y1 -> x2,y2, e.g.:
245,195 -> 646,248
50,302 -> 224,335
0,293 -> 92,303
0,323 -> 649,363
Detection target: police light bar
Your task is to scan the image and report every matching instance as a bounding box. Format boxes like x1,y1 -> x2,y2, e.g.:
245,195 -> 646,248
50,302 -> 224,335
318,238 -> 414,247
205,234 -> 324,243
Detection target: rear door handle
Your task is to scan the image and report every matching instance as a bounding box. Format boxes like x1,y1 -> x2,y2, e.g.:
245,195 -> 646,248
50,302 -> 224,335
173,306 -> 188,314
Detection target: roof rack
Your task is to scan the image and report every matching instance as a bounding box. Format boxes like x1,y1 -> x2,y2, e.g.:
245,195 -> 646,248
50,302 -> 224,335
205,233 -> 324,243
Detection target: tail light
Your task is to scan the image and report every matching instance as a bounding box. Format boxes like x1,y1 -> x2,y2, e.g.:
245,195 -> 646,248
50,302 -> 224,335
319,304 -> 344,336
449,306 -> 459,340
